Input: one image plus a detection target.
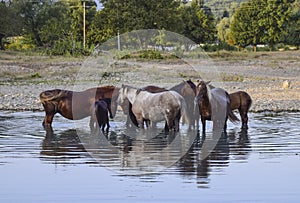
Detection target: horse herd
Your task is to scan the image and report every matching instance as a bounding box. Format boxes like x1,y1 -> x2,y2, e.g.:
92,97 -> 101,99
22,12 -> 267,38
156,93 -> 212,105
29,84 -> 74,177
39,80 -> 252,134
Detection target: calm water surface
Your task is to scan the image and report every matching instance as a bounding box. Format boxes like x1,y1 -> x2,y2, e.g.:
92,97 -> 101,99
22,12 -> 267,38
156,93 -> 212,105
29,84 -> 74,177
0,111 -> 299,202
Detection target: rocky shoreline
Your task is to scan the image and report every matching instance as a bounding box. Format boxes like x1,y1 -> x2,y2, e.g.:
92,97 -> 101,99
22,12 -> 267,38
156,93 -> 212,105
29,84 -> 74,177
0,50 -> 299,113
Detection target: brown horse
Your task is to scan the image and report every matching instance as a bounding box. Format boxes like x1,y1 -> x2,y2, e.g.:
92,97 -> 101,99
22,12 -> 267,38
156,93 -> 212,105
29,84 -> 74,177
229,91 -> 252,129
39,86 -> 119,129
195,81 -> 239,133
93,99 -> 110,132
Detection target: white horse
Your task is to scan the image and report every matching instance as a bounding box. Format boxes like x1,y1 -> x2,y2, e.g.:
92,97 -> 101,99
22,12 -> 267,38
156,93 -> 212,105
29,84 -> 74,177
118,85 -> 189,132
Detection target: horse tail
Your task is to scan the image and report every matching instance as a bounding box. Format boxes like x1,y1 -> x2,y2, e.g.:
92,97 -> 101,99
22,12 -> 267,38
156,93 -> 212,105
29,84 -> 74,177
226,92 -> 239,124
39,90 -> 65,103
228,104 -> 240,124
246,92 -> 253,111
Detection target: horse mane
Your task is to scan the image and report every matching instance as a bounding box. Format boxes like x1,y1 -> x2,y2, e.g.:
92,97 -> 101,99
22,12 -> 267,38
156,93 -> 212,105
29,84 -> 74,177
100,85 -> 116,90
185,79 -> 196,89
170,80 -> 186,92
39,89 -> 68,102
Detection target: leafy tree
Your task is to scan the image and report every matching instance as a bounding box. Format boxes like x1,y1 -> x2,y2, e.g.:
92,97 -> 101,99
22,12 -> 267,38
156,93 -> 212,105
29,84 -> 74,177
260,0 -> 293,48
216,17 -> 230,43
229,0 -> 265,51
88,0 -> 182,45
179,0 -> 216,44
285,0 -> 300,47
229,0 -> 293,51
0,1 -> 23,50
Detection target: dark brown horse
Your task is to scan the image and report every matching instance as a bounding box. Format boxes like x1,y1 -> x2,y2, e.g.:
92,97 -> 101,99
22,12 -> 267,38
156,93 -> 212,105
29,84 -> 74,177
93,99 -> 110,132
229,91 -> 252,129
170,79 -> 197,128
195,81 -> 239,133
39,86 -> 119,129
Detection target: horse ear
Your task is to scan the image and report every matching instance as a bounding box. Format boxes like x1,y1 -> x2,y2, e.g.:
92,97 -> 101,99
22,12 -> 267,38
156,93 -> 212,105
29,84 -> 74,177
206,81 -> 211,85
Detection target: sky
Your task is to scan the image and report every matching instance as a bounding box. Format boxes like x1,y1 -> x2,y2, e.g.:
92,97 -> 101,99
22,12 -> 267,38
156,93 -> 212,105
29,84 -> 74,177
94,0 -> 104,11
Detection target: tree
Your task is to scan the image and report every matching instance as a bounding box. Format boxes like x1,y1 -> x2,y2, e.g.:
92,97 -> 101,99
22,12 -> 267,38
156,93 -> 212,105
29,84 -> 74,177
0,1 -> 23,50
285,0 -> 300,47
179,0 -> 216,44
229,0 -> 293,51
216,17 -> 230,43
260,0 -> 293,48
229,0 -> 265,51
88,0 -> 182,45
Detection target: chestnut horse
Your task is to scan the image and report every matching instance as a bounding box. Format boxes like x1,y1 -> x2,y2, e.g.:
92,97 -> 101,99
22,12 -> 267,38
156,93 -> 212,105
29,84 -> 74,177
194,81 -> 239,133
39,86 -> 119,129
229,91 -> 252,129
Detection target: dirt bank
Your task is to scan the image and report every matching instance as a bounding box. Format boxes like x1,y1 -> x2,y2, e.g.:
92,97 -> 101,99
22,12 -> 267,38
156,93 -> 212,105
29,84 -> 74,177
0,50 -> 299,112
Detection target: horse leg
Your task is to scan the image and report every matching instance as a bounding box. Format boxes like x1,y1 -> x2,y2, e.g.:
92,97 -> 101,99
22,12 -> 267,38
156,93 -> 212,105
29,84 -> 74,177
106,118 -> 110,132
223,117 -> 228,133
135,114 -> 144,129
43,112 -> 55,127
239,109 -> 249,129
89,115 -> 96,131
201,117 -> 206,135
145,119 -> 151,128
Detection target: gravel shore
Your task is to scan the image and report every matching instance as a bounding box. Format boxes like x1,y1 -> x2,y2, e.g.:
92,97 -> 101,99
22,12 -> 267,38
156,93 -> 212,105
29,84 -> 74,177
0,50 -> 299,112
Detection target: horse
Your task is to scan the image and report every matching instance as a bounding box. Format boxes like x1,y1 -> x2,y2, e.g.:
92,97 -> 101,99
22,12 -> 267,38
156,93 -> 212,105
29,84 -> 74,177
117,85 -> 187,132
170,79 -> 197,128
39,86 -> 119,129
194,81 -> 239,133
229,91 -> 252,129
93,99 -> 110,132
120,85 -> 168,127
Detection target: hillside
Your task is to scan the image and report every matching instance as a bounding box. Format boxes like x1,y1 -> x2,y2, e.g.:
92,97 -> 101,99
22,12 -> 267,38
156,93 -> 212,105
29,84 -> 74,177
200,0 -> 247,18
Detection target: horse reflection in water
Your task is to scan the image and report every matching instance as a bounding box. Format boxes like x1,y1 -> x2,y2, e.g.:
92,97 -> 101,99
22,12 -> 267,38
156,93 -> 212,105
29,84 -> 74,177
40,128 -> 94,165
177,128 -> 250,187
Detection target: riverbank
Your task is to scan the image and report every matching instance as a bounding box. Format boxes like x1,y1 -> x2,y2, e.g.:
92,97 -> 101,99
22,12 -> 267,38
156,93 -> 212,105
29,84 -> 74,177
0,50 -> 299,112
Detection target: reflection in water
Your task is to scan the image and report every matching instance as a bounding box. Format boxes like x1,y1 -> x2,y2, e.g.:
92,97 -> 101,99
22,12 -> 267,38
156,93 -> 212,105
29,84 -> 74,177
176,128 -> 251,188
40,127 -> 96,165
40,124 -> 251,187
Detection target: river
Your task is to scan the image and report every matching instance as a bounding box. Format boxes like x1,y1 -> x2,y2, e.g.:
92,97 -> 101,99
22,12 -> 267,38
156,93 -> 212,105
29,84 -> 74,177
0,111 -> 299,202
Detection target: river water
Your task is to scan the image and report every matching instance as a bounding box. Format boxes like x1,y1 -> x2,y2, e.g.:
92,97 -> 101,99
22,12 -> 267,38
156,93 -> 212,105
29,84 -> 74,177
0,111 -> 299,202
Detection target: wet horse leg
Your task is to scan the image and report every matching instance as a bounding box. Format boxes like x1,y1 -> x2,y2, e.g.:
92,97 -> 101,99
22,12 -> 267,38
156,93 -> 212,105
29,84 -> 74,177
43,112 -> 54,127
239,108 -> 249,129
201,116 -> 206,134
42,103 -> 56,127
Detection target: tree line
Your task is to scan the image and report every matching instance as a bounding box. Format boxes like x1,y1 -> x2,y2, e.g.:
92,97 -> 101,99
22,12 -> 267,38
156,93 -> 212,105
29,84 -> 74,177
0,0 -> 299,55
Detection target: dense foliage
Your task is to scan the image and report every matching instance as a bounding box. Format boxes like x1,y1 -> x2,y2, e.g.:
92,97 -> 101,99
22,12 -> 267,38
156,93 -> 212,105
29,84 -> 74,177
0,0 -> 298,55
